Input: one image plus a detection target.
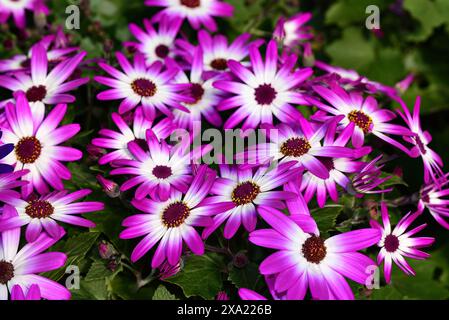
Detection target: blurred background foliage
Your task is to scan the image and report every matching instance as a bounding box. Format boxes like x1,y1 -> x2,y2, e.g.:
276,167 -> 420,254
1,0 -> 449,300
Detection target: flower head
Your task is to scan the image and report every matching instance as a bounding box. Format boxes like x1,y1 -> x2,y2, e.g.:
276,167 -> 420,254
0,218 -> 70,300
397,96 -> 443,183
214,40 -> 312,130
0,44 -> 88,120
370,202 -> 434,283
126,16 -> 183,64
350,155 -> 392,196
419,174 -> 449,229
249,206 -> 380,300
120,165 -> 234,267
146,0 -> 234,32
202,164 -> 301,239
309,84 -> 412,153
0,189 -> 104,242
273,12 -> 313,49
95,52 -> 192,119
0,93 -> 82,196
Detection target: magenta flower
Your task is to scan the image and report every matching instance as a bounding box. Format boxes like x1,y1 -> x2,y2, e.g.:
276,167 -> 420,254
0,35 -> 79,74
0,189 -> 104,242
120,165 -> 234,267
10,284 -> 41,300
0,93 -> 82,196
240,119 -> 366,180
0,44 -> 88,120
178,30 -> 252,75
214,40 -> 312,130
273,12 -> 313,49
249,206 -> 380,300
0,0 -> 48,29
370,202 -> 434,283
172,47 -> 224,129
397,96 -> 444,183
0,170 -> 29,202
126,17 -> 183,64
202,164 -> 300,239
238,288 -> 267,300
146,0 -> 234,32
92,107 -> 175,165
419,174 -> 449,229
309,85 -> 412,153
0,219 -> 70,300
110,131 -> 194,201
94,52 -> 192,120
350,155 -> 392,196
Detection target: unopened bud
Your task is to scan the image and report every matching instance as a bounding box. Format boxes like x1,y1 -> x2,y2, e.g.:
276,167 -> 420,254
97,175 -> 120,198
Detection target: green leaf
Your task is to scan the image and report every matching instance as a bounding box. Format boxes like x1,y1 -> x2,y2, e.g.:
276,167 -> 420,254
85,260 -> 112,281
152,285 -> 178,300
109,273 -> 155,300
165,253 -> 226,299
403,0 -> 446,42
228,262 -> 262,290
326,27 -> 375,71
325,0 -> 387,27
312,206 -> 343,236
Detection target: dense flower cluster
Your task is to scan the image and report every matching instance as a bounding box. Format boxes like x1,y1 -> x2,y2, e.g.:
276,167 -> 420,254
0,18 -> 104,299
0,0 -> 446,300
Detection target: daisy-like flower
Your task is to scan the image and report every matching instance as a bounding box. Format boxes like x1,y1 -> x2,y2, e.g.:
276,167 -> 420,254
172,47 -> 224,129
10,284 -> 41,300
0,215 -> 70,300
370,202 -> 434,283
397,96 -> 443,183
125,16 -> 183,65
110,131 -> 193,201
0,35 -> 78,74
249,206 -> 380,300
177,30 -> 252,75
0,93 -> 82,196
202,164 -> 300,239
94,52 -> 192,120
239,119 -> 366,180
120,165 -> 234,267
300,120 -> 370,207
0,189 -> 104,243
214,40 -> 313,130
0,0 -> 48,29
419,174 -> 449,229
0,44 -> 88,120
349,155 -> 392,196
309,84 -> 412,153
146,0 -> 234,32
91,107 -> 175,165
273,12 -> 314,49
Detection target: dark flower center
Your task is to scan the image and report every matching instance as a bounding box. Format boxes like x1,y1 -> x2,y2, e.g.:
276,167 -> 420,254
25,200 -> 55,218
131,78 -> 157,97
133,138 -> 149,152
0,260 -> 14,285
162,202 -> 190,228
384,234 -> 400,252
280,137 -> 311,157
210,58 -> 228,71
155,44 -> 170,59
254,84 -> 277,105
317,157 -> 335,172
181,0 -> 200,8
20,59 -> 31,68
152,165 -> 172,179
231,181 -> 261,206
302,235 -> 327,264
15,136 -> 42,164
186,83 -> 205,105
26,85 -> 47,102
348,110 -> 373,133
414,136 -> 427,155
